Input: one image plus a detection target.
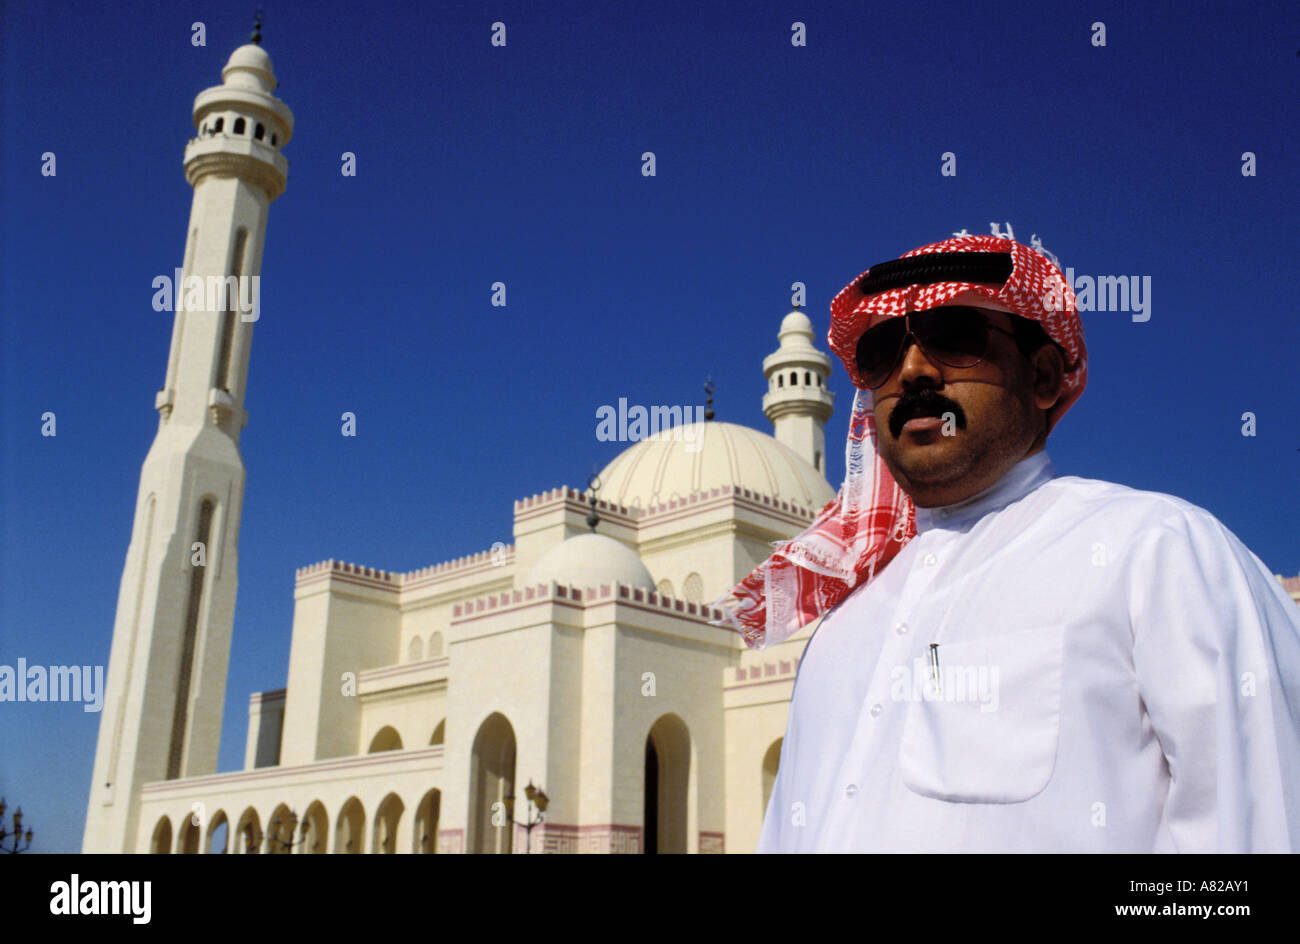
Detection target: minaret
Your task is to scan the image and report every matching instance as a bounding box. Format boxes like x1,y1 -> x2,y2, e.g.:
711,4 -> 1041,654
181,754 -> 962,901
82,23 -> 293,853
762,308 -> 835,475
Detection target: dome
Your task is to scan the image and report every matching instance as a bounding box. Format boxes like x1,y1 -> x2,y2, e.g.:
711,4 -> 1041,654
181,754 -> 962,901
596,421 -> 835,511
526,533 -> 656,591
222,44 -> 277,91
778,309 -> 815,342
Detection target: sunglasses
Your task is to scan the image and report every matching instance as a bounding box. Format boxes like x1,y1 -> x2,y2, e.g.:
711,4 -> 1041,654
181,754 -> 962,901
854,306 -> 1020,389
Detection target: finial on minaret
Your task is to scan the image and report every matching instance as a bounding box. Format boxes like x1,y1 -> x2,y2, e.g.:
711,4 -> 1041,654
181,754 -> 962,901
585,472 -> 602,533
704,376 -> 715,421
250,6 -> 265,45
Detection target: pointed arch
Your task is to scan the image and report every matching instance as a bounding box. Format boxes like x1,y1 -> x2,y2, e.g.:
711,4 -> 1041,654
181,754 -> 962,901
334,797 -> 364,854
430,718 -> 445,746
235,807 -> 261,853
644,713 -> 692,854
468,712 -> 516,854
265,803 -> 293,854
177,814 -> 201,854
301,800 -> 329,854
762,737 -> 783,816
373,793 -> 405,854
206,809 -> 229,854
368,725 -> 402,753
414,788 -> 441,854
150,815 -> 172,854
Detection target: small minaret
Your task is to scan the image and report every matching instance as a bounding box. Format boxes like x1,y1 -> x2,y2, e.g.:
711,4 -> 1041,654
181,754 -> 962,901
762,308 -> 835,475
83,22 -> 293,853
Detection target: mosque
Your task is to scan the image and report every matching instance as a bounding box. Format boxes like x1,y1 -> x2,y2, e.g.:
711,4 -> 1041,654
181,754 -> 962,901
81,31 -> 840,854
82,29 -> 1300,856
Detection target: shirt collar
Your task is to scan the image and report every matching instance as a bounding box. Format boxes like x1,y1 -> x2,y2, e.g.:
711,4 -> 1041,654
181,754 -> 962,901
912,450 -> 1057,534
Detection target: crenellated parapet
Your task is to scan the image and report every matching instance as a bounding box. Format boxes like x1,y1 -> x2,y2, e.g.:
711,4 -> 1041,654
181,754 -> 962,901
639,483 -> 825,521
294,546 -> 517,591
451,580 -> 725,622
514,486 -> 639,522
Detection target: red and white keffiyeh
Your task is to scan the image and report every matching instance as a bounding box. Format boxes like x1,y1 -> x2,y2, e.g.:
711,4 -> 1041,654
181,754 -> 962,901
712,234 -> 1088,649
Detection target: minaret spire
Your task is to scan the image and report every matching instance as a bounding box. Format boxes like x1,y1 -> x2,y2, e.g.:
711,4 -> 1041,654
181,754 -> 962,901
250,6 -> 264,45
761,307 -> 835,475
83,34 -> 294,853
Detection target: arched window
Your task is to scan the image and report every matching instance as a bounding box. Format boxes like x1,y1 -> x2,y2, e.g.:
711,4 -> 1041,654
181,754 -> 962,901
777,374 -> 783,388
408,636 -> 424,662
254,122 -> 265,140
789,371 -> 798,386
762,738 -> 783,814
428,631 -> 444,657
804,371 -> 811,385
683,573 -> 704,604
168,498 -> 215,780
816,376 -> 821,387
368,726 -> 403,753
233,117 -> 246,135
271,132 -> 277,146
213,117 -> 224,133
334,798 -> 364,854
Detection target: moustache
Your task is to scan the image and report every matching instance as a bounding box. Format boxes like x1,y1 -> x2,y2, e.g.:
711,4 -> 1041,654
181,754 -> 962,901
889,388 -> 965,438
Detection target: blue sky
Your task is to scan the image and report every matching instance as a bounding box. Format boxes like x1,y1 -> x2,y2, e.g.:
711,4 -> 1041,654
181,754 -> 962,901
2,0 -> 1297,852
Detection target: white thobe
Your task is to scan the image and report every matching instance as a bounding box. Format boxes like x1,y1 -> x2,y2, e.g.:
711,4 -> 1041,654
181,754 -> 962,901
757,450 -> 1300,852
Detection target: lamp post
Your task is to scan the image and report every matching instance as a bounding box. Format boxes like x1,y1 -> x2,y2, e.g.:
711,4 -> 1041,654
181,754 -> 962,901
265,811 -> 312,853
0,799 -> 33,854
503,780 -> 549,854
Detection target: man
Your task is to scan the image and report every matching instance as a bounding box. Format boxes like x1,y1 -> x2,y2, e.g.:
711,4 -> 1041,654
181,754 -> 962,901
716,233 -> 1300,852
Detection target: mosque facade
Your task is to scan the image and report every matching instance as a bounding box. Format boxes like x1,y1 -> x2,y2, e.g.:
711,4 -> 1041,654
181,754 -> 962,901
83,34 -> 1300,857
82,36 -> 839,854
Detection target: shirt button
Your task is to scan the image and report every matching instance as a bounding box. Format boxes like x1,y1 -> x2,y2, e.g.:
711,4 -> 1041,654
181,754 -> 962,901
870,703 -> 883,717
895,622 -> 908,635
923,553 -> 937,566
845,784 -> 858,799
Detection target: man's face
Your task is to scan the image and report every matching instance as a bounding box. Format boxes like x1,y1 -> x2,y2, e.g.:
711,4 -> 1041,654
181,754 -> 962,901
866,295 -> 1064,508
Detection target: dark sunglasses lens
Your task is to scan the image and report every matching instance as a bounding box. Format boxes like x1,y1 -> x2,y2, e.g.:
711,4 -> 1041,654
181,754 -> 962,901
914,308 -> 989,366
856,319 -> 906,386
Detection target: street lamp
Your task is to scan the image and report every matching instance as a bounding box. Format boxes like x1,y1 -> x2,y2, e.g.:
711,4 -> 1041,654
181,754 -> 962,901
0,799 -> 33,854
265,811 -> 312,854
503,780 -> 549,854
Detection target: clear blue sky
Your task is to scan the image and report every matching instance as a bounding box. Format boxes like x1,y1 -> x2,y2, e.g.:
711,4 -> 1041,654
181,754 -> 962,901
2,0 -> 1297,853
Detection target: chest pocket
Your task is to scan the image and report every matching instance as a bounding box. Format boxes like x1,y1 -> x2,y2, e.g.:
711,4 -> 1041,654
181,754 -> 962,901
898,624 -> 1066,804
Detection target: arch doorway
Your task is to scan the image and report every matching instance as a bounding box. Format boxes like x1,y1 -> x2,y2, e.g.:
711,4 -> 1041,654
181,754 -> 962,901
644,713 -> 691,853
468,712 -> 516,854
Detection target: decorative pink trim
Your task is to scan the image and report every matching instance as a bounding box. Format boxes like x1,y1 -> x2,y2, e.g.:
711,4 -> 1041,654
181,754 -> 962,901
437,829 -> 464,855
699,831 -> 725,854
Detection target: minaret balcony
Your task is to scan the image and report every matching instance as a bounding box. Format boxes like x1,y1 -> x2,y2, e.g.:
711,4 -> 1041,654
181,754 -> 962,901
184,136 -> 288,201
762,387 -> 835,422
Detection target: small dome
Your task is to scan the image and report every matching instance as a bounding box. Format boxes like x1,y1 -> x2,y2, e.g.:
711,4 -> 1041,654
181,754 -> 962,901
779,309 -> 815,340
526,533 -> 656,592
222,44 -> 277,91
